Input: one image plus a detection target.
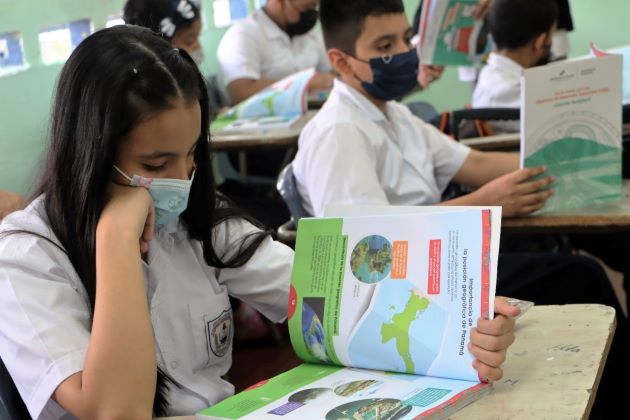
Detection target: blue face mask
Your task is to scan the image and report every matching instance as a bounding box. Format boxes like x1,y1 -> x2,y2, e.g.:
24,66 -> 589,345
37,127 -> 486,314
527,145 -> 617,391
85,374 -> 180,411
114,165 -> 194,227
352,49 -> 420,101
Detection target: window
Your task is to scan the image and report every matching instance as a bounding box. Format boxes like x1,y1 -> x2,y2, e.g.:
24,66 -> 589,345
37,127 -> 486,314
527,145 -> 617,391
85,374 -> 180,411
106,15 -> 125,28
212,0 -> 249,27
0,31 -> 28,76
39,19 -> 92,64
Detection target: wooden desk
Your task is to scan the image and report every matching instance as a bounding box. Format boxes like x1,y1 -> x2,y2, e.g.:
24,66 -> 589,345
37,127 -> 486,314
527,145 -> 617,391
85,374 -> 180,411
451,304 -> 616,420
157,304 -> 615,420
461,133 -> 520,151
210,112 -> 316,181
503,180 -> 630,233
210,111 -> 316,152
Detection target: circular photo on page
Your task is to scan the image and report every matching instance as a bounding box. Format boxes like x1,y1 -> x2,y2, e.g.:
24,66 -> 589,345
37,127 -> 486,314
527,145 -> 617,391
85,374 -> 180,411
350,235 -> 392,283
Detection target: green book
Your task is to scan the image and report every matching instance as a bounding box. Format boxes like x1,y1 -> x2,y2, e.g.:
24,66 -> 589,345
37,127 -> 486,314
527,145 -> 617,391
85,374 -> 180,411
418,0 -> 492,66
521,54 -> 623,213
198,207 -> 502,419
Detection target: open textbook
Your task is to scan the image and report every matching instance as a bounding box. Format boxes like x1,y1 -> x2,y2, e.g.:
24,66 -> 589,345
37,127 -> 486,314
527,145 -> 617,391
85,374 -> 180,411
211,68 -> 314,133
520,54 -> 623,213
418,0 -> 492,66
198,206 -> 502,419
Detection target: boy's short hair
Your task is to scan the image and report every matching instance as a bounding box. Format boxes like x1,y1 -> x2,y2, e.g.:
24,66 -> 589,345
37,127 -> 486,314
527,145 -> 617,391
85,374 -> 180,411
320,0 -> 405,54
489,0 -> 558,50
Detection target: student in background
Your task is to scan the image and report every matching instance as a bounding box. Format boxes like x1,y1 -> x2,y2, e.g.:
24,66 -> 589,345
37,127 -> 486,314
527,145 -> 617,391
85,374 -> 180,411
551,0 -> 574,61
0,190 -> 24,219
123,0 -> 227,118
472,0 -> 557,132
217,0 -> 334,105
292,2 -> 627,415
0,26 -> 519,419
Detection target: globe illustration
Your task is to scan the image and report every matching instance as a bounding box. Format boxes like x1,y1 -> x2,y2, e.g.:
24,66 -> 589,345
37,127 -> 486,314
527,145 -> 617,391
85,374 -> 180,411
350,235 -> 392,284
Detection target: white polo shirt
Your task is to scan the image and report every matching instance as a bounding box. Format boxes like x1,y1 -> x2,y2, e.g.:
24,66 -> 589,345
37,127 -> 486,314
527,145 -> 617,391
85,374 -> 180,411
217,8 -> 331,102
0,197 -> 293,419
293,79 -> 471,217
472,52 -> 523,132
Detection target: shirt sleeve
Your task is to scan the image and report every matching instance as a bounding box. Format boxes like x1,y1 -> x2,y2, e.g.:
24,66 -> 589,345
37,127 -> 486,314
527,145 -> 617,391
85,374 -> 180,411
0,233 -> 90,420
295,122 -> 390,217
217,23 -> 263,86
214,219 -> 294,323
419,118 -> 472,192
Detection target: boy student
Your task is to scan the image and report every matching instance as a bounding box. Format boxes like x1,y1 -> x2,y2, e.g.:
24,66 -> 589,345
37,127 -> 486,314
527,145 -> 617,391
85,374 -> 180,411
217,0 -> 335,105
292,2 -> 628,414
472,0 -> 557,132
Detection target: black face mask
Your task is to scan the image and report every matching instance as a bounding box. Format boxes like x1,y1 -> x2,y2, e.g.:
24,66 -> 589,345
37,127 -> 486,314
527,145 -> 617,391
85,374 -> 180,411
286,9 -> 318,37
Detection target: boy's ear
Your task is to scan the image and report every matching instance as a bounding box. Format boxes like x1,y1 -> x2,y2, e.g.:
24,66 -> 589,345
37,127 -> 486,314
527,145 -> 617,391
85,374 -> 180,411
533,32 -> 551,53
328,48 -> 354,78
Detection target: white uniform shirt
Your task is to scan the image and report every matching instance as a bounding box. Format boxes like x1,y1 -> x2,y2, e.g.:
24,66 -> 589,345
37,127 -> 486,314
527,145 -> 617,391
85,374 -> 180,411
217,8 -> 331,103
472,52 -> 523,132
293,79 -> 471,217
0,197 -> 293,419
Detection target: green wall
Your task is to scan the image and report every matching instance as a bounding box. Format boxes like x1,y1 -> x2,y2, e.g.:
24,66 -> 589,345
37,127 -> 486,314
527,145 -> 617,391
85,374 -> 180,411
1,0 -> 629,194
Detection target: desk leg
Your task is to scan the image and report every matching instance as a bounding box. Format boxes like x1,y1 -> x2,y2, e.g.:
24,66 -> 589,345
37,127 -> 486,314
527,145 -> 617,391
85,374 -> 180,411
238,151 -> 247,183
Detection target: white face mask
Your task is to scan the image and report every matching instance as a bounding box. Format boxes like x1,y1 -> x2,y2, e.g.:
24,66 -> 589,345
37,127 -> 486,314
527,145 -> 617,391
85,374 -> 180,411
113,165 -> 195,227
189,48 -> 205,66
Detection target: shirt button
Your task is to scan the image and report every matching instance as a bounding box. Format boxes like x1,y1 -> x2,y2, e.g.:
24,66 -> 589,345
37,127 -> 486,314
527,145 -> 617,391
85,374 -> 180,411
170,361 -> 179,369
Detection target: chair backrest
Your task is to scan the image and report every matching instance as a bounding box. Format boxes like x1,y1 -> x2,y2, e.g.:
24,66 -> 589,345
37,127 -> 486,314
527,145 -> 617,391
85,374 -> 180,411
406,101 -> 439,123
450,107 -> 520,140
0,357 -> 29,419
623,103 -> 630,125
276,163 -> 310,222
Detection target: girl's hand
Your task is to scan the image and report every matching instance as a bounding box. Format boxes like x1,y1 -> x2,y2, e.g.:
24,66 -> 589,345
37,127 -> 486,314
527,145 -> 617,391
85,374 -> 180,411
469,296 -> 520,382
98,184 -> 155,253
472,0 -> 492,20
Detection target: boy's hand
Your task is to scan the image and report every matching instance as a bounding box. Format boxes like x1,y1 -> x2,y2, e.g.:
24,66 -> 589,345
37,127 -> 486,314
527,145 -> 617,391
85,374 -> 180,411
472,0 -> 492,20
475,166 -> 555,217
418,65 -> 445,89
307,72 -> 335,92
469,296 -> 520,382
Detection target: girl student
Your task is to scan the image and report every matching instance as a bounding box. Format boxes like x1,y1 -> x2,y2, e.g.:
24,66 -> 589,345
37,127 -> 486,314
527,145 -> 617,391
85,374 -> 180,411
0,25 -> 518,419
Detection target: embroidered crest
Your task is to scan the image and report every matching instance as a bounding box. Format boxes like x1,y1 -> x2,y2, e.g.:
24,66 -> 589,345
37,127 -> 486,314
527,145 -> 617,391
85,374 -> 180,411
206,310 -> 232,357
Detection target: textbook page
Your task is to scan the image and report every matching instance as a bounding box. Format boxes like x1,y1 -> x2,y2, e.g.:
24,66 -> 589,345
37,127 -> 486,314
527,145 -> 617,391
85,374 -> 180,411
288,209 -> 498,382
520,55 -> 623,213
211,68 -> 314,132
324,205 -> 501,316
197,364 -> 490,419
418,0 -> 492,66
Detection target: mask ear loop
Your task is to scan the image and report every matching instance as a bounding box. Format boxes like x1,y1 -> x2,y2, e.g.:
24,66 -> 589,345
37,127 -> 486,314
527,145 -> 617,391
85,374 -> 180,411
113,165 -> 133,182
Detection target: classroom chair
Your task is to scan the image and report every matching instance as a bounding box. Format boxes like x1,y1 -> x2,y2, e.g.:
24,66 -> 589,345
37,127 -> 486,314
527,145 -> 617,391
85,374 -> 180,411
276,163 -> 310,247
449,107 -> 520,140
0,357 -> 29,419
406,101 -> 439,123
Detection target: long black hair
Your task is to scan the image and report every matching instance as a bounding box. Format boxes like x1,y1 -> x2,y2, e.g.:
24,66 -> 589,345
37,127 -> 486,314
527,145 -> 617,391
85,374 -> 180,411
32,24 -> 270,416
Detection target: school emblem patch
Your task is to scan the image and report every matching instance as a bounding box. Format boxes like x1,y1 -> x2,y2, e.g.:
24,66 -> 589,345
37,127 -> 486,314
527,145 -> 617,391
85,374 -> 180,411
206,310 -> 233,357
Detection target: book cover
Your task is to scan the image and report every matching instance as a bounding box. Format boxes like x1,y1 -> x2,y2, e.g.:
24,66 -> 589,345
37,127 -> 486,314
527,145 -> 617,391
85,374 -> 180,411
520,55 -> 623,213
418,0 -> 492,66
211,68 -> 315,133
198,207 -> 501,419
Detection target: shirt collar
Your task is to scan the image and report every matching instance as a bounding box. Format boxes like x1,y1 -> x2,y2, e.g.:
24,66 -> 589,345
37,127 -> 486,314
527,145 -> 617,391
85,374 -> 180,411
253,8 -> 290,42
487,52 -> 525,76
332,78 -> 391,123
